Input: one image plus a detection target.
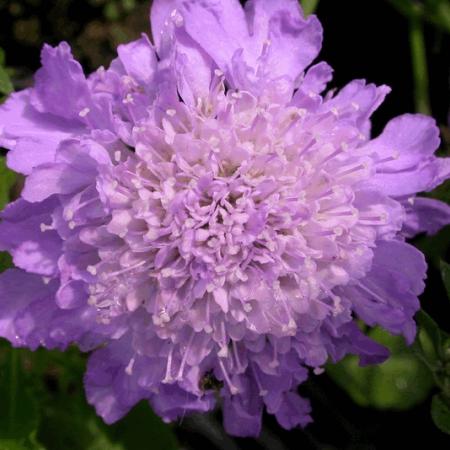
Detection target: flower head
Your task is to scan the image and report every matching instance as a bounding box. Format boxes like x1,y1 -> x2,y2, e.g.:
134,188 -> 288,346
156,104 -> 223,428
1,0 -> 449,437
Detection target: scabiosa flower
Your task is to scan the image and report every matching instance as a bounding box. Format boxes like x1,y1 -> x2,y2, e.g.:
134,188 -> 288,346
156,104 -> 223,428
0,0 -> 449,437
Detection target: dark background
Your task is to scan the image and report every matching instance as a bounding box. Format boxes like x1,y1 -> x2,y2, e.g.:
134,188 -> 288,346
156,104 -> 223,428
0,1 -> 449,449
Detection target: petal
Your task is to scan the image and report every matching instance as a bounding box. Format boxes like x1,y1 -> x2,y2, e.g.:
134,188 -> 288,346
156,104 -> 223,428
14,293 -> 99,350
117,35 -> 157,85
370,158 -> 449,197
151,383 -> 215,421
403,197 -> 450,237
353,189 -> 404,240
152,4 -> 215,105
323,80 -> 391,130
0,269 -> 53,345
150,0 -> 175,49
345,322 -> 390,365
342,240 -> 426,343
0,270 -> 100,350
0,198 -> 62,276
22,162 -> 93,202
364,114 -> 449,196
22,138 -> 110,203
56,280 -> 88,309
274,392 -> 312,430
0,90 -> 83,174
365,114 -> 440,171
31,43 -> 91,121
222,391 -> 263,437
152,0 -> 247,70
300,61 -> 333,95
245,0 -> 323,80
173,29 -> 215,106
85,337 -> 146,423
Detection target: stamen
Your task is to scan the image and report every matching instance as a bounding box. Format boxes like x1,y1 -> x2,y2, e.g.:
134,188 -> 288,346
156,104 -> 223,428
162,346 -> 174,384
218,358 -> 239,395
123,94 -> 134,104
376,150 -> 400,164
269,341 -> 279,369
78,107 -> 90,117
125,357 -> 135,375
87,265 -> 97,275
177,333 -> 194,380
251,363 -> 268,396
40,223 -> 54,233
232,340 -> 244,373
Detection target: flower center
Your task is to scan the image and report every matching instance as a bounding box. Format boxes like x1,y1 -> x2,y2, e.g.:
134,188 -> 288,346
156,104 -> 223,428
83,86 -> 398,335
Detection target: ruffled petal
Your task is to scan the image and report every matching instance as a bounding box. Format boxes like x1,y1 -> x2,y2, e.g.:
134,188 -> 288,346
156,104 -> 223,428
152,0 -> 247,68
22,138 -> 111,202
346,322 -> 390,365
150,0 -> 179,50
274,392 -> 312,430
363,114 -> 448,196
244,0 -> 322,80
298,61 -> 333,95
366,114 -> 440,170
151,383 -> 215,422
222,381 -> 263,437
22,163 -> 93,202
117,35 -> 157,85
0,198 -> 62,276
85,337 -> 145,423
0,90 -> 83,174
0,269 -> 54,345
341,240 -> 426,344
31,42 -> 91,120
151,4 -> 215,105
0,268 -> 100,350
323,80 -> 391,132
14,294 -> 100,350
30,43 -> 114,131
403,197 -> 450,237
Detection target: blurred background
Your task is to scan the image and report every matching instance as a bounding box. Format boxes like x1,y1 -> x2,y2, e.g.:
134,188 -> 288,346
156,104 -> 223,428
0,0 -> 449,449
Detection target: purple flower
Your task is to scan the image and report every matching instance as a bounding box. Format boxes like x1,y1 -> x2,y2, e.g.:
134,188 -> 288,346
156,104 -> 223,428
0,0 -> 449,437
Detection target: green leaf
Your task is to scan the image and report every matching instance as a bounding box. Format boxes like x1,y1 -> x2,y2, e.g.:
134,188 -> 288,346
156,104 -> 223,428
414,310 -> 444,362
415,226 -> 450,269
107,402 -> 179,450
0,49 -> 13,97
327,328 -> 434,410
38,399 -> 179,450
0,440 -> 29,450
302,0 -> 320,16
0,67 -> 13,97
0,157 -> 16,210
431,394 -> 450,434
0,350 -> 39,443
441,260 -> 450,300
104,2 -> 120,21
0,436 -> 44,450
37,408 -> 121,450
122,0 -> 136,12
33,348 -> 179,450
409,14 -> 431,115
0,253 -> 12,273
389,0 -> 450,33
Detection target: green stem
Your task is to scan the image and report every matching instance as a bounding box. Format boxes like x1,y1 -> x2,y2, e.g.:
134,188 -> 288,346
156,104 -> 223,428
302,0 -> 320,16
9,348 -> 18,434
411,341 -> 443,389
409,15 -> 431,115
